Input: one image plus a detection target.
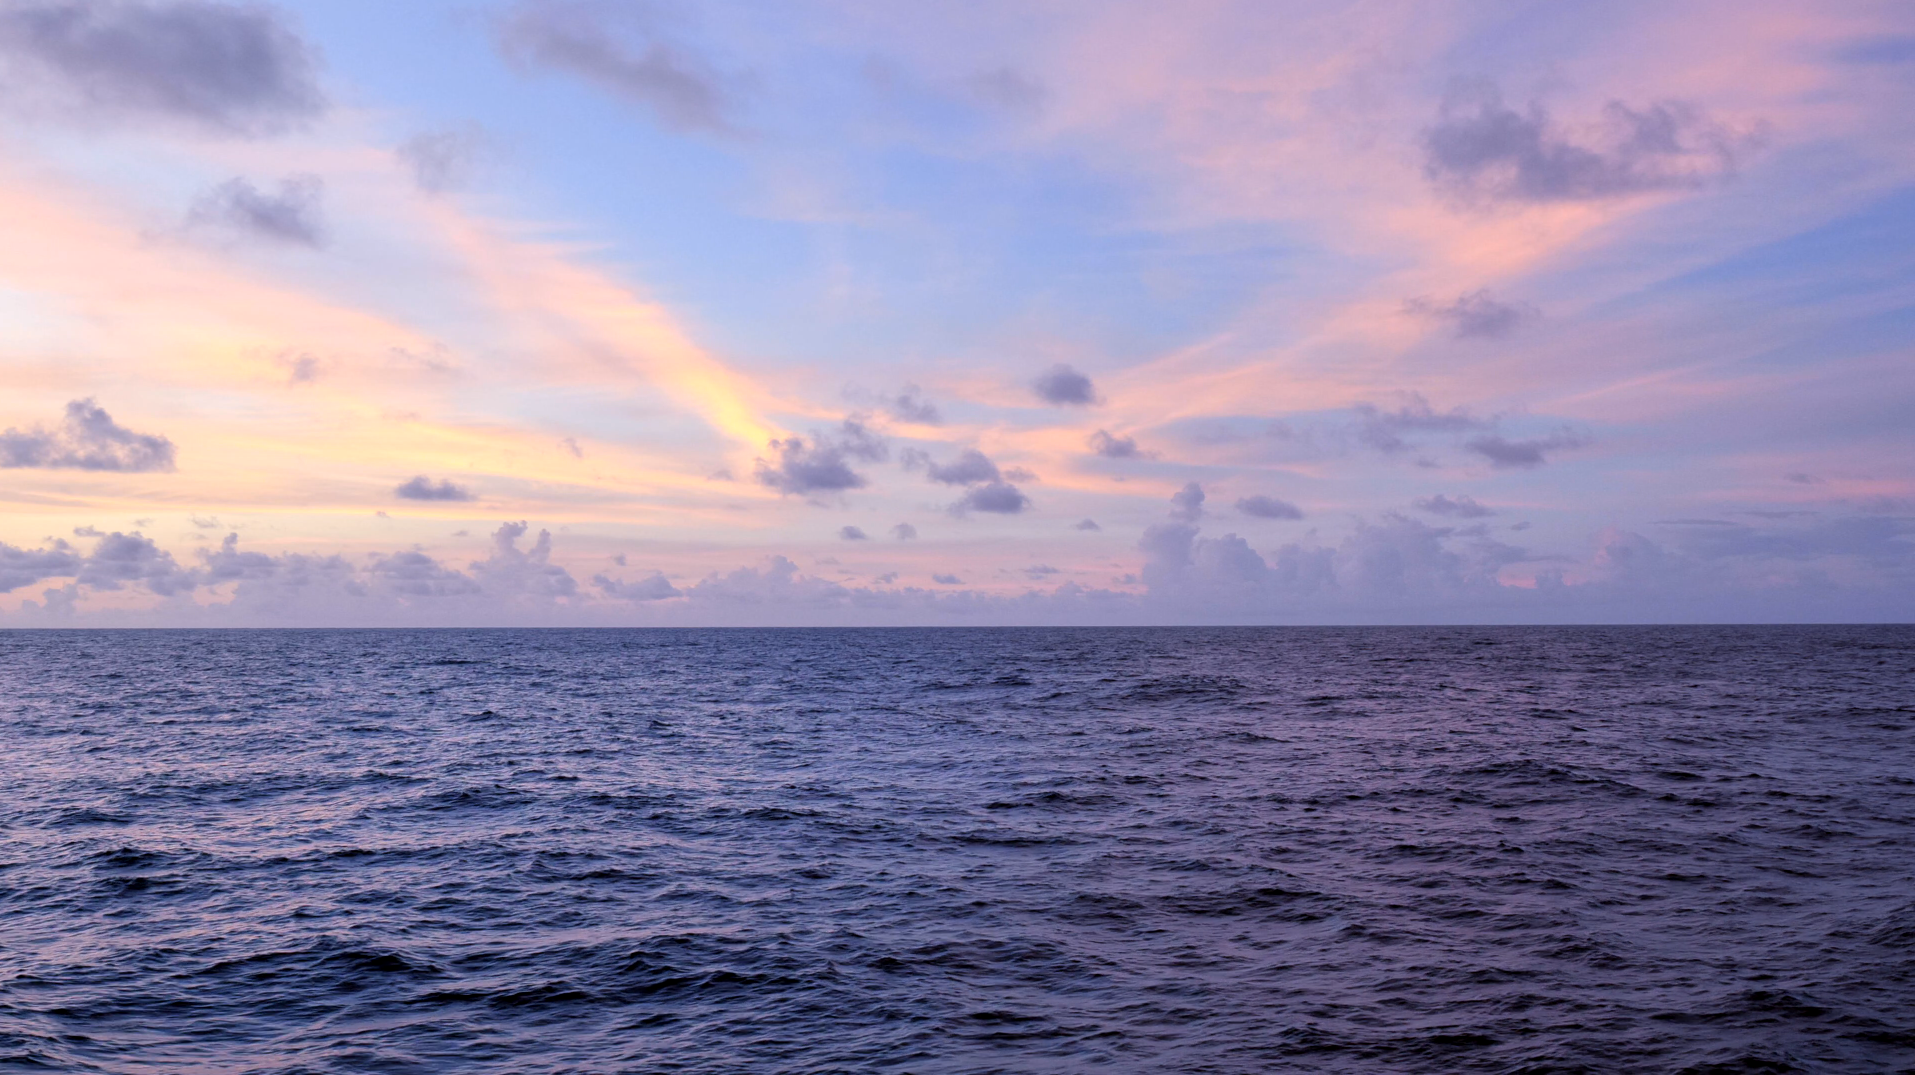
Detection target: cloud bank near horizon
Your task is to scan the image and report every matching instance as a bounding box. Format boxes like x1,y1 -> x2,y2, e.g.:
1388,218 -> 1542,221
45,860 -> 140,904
0,0 -> 1911,625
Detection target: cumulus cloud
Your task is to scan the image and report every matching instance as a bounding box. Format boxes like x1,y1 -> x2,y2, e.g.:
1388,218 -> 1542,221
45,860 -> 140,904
1074,518 -> 1101,532
1424,81 -> 1747,204
0,538 -> 82,593
186,174 -> 324,246
932,573 -> 962,585
0,0 -> 324,135
953,481 -> 1029,515
923,448 -> 1000,485
884,385 -> 941,425
0,399 -> 176,472
1353,394 -> 1483,453
394,475 -> 474,502
593,571 -> 679,601
367,549 -> 480,598
1169,481 -> 1205,522
469,521 -> 578,600
1405,289 -> 1538,339
1236,494 -> 1303,520
755,419 -> 887,496
1465,431 -> 1587,468
1413,494 -> 1494,518
1088,429 -> 1145,458
397,128 -> 486,194
839,525 -> 868,541
1031,363 -> 1096,406
890,522 -> 917,540
497,0 -> 738,134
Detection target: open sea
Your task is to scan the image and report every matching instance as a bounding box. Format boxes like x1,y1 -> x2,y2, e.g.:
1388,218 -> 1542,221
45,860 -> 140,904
1,625 -> 1913,1074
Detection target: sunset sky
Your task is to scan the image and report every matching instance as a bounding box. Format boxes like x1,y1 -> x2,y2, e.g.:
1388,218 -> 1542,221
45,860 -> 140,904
2,0 -> 1912,625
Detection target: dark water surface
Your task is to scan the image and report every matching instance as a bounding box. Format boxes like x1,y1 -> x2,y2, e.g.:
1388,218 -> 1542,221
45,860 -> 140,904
2,626 -> 1913,1074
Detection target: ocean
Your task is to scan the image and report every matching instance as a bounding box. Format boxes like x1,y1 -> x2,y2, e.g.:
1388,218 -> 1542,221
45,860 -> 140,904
2,626 -> 1912,1073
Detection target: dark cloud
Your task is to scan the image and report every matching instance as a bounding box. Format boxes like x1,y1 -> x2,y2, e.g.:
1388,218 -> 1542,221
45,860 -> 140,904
1031,363 -> 1096,406
755,419 -> 888,496
1073,518 -> 1101,532
1088,429 -> 1145,458
593,571 -> 679,601
187,174 -> 323,246
1169,481 -> 1205,522
839,525 -> 868,541
1353,394 -> 1483,453
397,128 -> 486,194
0,0 -> 324,135
884,385 -> 941,425
1413,494 -> 1494,518
1424,81 -> 1746,204
932,573 -> 962,585
497,0 -> 737,134
0,399 -> 176,472
1405,289 -> 1538,339
394,476 -> 475,502
1465,431 -> 1587,469
925,448 -> 1000,485
890,522 -> 917,540
1236,494 -> 1303,520
953,481 -> 1029,515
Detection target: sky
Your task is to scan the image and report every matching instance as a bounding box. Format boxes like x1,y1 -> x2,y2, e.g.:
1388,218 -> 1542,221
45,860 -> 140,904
0,0 -> 1912,626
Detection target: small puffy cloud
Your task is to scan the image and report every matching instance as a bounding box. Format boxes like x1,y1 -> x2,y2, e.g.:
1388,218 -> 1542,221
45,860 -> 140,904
1236,495 -> 1303,520
1169,481 -> 1205,522
925,448 -> 1000,485
0,399 -> 176,472
278,351 -> 319,384
593,571 -> 679,601
1423,81 -> 1747,204
187,174 -> 324,246
884,385 -> 940,425
76,530 -> 196,595
839,525 -> 868,541
954,481 -> 1029,515
1465,431 -> 1587,469
1353,394 -> 1483,453
1024,564 -> 1060,579
932,573 -> 962,585
1073,518 -> 1101,531
1031,363 -> 1096,406
755,419 -> 888,497
0,0 -> 324,136
1413,494 -> 1494,518
397,128 -> 487,194
966,65 -> 1045,115
890,522 -> 917,540
1405,289 -> 1538,339
497,0 -> 737,134
1784,472 -> 1823,485
394,475 -> 475,502
1088,429 -> 1145,458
